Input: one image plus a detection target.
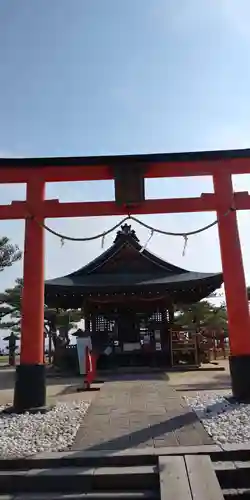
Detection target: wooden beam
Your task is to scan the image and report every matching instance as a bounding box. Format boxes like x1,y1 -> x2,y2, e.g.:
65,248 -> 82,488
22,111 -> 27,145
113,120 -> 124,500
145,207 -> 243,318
159,456 -> 192,499
0,165 -> 113,183
0,197 -> 215,220
213,173 -> 250,358
185,455 -> 224,499
0,157 -> 250,183
234,191 -> 250,210
0,191 -> 250,221
0,203 -> 27,219
39,192 -> 250,217
149,158 -> 250,178
38,196 -> 217,218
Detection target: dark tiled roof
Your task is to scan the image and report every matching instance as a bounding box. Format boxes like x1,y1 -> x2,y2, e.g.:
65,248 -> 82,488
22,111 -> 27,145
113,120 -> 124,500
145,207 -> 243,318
45,271 -> 222,289
45,225 -> 223,298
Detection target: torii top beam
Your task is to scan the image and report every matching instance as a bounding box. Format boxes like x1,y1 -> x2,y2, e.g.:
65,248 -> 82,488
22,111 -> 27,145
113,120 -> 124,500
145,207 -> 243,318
1,148 -> 250,183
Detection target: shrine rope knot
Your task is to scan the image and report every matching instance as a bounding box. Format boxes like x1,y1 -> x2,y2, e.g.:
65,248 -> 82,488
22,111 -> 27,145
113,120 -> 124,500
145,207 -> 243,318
28,206 -> 235,256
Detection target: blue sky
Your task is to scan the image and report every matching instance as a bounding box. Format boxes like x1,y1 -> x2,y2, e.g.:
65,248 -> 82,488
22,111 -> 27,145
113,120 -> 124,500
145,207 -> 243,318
0,0 -> 250,295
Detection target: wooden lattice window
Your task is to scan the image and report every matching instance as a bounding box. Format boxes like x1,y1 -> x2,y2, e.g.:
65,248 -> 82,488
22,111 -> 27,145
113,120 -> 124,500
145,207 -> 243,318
164,309 -> 170,322
148,311 -> 163,323
95,315 -> 113,332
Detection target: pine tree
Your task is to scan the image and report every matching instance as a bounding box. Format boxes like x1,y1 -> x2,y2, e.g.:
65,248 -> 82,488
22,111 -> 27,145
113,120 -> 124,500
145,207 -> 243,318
0,278 -> 83,366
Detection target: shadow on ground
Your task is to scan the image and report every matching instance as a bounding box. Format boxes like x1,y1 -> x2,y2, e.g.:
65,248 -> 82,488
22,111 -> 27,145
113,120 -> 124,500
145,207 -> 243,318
101,372 -> 170,382
73,388 -> 239,453
0,367 -> 83,391
0,367 -> 171,391
75,409 -> 210,452
174,372 -> 231,392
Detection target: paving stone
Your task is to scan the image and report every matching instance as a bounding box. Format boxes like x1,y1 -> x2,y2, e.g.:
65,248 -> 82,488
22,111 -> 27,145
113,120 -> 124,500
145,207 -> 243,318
72,378 -> 212,451
154,436 -> 179,447
176,426 -> 213,446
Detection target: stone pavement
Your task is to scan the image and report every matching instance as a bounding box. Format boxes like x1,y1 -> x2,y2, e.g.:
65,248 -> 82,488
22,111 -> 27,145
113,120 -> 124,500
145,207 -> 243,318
73,375 -> 212,451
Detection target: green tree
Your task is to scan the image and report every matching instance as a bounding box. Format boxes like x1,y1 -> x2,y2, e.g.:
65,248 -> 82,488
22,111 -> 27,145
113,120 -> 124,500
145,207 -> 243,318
175,300 -> 228,332
0,237 -> 21,272
44,308 -> 82,366
0,278 -> 83,366
0,278 -> 23,330
0,237 -> 21,364
3,332 -> 19,366
0,236 -> 22,323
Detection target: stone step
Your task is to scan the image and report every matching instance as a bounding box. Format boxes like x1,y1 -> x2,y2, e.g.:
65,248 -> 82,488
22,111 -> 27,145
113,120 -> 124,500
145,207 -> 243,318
0,465 -> 159,495
9,491 -> 160,500
214,461 -> 250,490
0,452 -> 158,470
223,488 -> 250,499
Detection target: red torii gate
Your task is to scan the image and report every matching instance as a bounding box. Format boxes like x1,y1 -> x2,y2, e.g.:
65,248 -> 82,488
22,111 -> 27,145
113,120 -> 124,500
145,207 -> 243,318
1,148 -> 250,411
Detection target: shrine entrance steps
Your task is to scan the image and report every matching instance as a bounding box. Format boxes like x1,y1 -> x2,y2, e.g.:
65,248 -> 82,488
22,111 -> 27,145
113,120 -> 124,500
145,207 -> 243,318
1,447 -> 250,498
73,375 -> 212,450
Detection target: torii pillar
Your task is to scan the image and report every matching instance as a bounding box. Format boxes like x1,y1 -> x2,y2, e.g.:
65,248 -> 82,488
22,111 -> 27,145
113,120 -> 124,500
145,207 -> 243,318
13,178 -> 46,411
213,172 -> 250,400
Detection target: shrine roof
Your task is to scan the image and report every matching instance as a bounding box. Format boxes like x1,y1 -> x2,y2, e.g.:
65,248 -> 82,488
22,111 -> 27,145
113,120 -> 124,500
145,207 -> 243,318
45,271 -> 221,288
45,224 -> 223,295
1,147 -> 250,168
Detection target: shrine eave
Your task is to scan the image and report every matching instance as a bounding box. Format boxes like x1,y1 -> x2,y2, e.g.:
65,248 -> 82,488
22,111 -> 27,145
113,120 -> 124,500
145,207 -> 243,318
45,271 -> 222,289
44,224 -> 223,308
1,147 -> 250,169
44,274 -> 223,309
44,272 -> 223,310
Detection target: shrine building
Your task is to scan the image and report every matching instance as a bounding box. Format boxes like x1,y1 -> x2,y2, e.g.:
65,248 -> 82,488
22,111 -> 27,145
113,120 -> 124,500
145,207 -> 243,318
45,223 -> 223,370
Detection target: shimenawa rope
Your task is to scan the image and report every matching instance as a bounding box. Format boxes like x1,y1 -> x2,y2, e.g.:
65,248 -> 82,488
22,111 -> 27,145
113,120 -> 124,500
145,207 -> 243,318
27,207 -> 235,256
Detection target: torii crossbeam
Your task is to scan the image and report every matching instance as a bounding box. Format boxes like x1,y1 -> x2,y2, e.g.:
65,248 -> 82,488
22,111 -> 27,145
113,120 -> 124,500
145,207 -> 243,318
1,148 -> 250,411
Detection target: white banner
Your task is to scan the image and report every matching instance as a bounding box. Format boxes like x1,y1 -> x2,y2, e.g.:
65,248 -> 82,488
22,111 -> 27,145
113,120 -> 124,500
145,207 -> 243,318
76,337 -> 92,375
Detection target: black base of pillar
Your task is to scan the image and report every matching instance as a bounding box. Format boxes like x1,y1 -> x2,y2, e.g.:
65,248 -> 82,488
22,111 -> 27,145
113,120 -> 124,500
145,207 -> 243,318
11,364 -> 47,413
230,354 -> 250,402
77,384 -> 100,393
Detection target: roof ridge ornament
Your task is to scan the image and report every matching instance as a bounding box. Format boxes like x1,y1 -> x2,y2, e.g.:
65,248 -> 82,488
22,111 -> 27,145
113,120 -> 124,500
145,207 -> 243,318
114,223 -> 139,244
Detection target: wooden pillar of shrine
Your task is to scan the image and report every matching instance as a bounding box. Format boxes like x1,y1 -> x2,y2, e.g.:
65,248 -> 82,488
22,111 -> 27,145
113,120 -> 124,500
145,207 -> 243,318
159,308 -> 166,345
13,179 -> 46,412
83,304 -> 91,333
168,304 -> 175,325
213,172 -> 250,400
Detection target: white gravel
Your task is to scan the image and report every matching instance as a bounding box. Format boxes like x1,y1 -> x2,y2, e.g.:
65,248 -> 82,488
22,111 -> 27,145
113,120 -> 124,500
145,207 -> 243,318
0,401 -> 89,459
186,392 -> 250,445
